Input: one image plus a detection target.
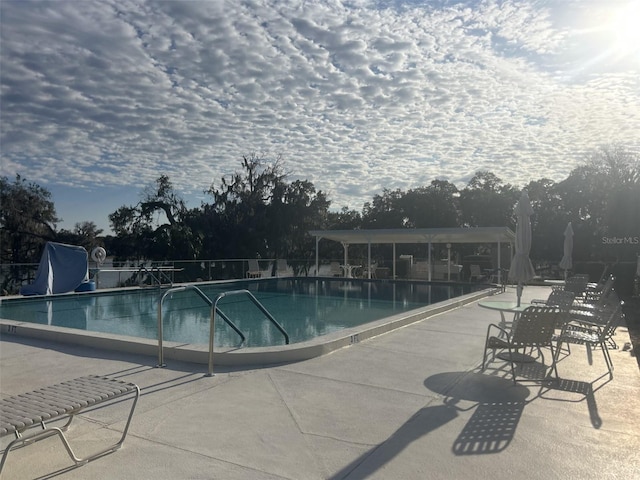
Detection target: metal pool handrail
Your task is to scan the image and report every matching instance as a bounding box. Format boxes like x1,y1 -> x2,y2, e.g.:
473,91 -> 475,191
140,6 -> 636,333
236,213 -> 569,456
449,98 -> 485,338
157,285 -> 245,371
157,286 -> 289,376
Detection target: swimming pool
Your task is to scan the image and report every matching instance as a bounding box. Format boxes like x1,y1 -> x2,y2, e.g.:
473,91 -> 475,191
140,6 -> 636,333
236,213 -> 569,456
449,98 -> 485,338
0,278 -> 491,365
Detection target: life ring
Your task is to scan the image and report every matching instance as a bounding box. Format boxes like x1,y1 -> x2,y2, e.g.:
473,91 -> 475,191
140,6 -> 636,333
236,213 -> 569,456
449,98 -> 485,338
91,246 -> 107,265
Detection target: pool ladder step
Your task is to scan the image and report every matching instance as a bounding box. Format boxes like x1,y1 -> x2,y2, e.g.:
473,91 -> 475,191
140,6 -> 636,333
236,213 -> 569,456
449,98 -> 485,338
157,286 -> 289,376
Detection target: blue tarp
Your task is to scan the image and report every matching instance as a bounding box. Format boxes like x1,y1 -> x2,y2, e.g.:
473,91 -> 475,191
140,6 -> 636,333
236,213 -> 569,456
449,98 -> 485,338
20,242 -> 89,295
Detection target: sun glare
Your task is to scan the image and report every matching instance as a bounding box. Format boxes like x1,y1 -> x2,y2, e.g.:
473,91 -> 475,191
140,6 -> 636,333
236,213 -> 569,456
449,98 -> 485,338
608,1 -> 640,64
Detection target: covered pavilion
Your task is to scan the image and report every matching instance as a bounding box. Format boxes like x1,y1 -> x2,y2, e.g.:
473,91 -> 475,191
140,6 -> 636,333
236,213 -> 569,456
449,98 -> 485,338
308,227 -> 516,281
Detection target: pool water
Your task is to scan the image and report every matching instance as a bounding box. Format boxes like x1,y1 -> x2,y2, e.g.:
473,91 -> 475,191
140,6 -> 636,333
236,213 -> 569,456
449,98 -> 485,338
0,278 -> 485,347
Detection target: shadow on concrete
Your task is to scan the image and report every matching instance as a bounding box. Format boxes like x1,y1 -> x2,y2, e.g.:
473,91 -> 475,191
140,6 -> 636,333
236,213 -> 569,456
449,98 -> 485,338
328,371 -> 530,479
452,401 -> 525,454
426,371 -> 530,456
536,374 -> 611,429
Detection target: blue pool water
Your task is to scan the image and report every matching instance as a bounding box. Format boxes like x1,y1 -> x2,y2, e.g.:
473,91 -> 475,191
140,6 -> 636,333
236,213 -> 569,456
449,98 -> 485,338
0,278 -> 486,347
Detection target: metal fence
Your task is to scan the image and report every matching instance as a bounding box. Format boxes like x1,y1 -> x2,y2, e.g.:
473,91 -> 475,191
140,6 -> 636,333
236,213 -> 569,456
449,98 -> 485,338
0,258 -> 324,294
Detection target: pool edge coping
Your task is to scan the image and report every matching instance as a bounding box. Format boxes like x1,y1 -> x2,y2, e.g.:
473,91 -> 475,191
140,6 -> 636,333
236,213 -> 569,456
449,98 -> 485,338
0,288 -> 495,368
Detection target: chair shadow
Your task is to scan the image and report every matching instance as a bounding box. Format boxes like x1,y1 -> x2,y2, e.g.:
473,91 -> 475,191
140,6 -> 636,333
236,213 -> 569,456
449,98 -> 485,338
535,374 -> 611,429
426,371 -> 530,456
328,371 -> 531,478
452,401 -> 525,455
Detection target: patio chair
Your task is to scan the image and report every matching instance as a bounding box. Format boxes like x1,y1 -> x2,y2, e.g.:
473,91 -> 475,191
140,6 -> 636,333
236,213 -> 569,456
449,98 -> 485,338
554,302 -> 624,379
329,262 -> 342,277
362,262 -> 378,279
564,274 -> 590,301
586,265 -> 612,293
469,264 -> 484,282
246,259 -> 262,278
531,289 -> 576,355
577,275 -> 615,308
570,285 -> 619,327
481,306 -> 561,384
532,289 -> 575,318
276,259 -> 293,277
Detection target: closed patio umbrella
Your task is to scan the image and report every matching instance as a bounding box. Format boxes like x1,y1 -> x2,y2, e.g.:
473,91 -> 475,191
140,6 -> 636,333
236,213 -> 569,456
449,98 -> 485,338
508,191 -> 535,306
558,222 -> 573,280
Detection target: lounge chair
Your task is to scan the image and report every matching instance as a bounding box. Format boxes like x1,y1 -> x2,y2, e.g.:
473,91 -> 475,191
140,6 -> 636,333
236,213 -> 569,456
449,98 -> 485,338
564,274 -> 590,301
554,302 -> 624,379
246,259 -> 262,278
0,375 -> 140,474
532,289 -> 575,314
276,259 -> 293,277
482,306 -> 561,384
575,275 -> 615,309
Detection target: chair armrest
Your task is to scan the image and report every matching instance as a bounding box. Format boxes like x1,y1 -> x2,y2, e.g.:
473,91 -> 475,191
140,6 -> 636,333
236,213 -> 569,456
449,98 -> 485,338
486,323 -> 511,340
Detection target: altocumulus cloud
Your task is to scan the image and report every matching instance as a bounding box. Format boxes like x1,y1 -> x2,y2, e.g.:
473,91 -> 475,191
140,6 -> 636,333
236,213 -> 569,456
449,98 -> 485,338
1,0 -> 638,212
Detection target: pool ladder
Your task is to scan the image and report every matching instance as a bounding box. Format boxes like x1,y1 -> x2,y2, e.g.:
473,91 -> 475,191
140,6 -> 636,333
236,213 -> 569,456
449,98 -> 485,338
157,285 -> 289,376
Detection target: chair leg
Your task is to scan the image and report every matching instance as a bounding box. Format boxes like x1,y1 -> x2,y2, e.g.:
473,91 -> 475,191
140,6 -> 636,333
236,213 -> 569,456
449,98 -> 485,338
481,345 -> 490,371
600,341 -> 613,378
507,347 -> 518,384
548,343 -> 559,381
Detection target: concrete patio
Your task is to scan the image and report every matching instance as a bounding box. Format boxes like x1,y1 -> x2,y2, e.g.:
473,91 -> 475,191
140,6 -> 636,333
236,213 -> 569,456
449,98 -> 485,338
1,285 -> 639,479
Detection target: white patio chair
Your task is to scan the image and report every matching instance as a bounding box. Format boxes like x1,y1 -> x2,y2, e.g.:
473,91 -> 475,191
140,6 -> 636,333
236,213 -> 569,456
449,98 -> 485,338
469,264 -> 484,282
246,259 -> 262,278
276,259 -> 293,277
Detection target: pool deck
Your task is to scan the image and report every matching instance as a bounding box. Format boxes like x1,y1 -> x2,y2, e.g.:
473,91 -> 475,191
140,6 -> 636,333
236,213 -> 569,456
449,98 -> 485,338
1,285 -> 639,479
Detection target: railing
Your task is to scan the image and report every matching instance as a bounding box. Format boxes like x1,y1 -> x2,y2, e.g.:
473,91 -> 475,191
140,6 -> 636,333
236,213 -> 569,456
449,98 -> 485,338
1,258 -> 361,293
157,286 -> 288,376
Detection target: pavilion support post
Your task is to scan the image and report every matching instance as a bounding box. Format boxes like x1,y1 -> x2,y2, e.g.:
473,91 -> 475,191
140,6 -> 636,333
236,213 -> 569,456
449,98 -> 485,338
315,237 -> 320,277
497,240 -> 501,284
393,243 -> 396,279
342,242 -> 349,272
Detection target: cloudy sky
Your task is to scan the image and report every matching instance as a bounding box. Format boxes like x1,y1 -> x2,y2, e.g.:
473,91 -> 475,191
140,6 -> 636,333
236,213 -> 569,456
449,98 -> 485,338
1,0 -> 639,233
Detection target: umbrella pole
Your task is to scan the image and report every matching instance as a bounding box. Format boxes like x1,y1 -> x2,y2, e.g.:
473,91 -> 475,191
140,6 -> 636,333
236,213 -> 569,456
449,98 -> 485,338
517,282 -> 523,307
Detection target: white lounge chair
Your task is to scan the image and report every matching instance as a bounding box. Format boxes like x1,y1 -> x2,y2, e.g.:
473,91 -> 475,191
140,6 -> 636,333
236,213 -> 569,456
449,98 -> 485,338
246,259 -> 262,278
0,375 -> 140,474
276,259 -> 293,277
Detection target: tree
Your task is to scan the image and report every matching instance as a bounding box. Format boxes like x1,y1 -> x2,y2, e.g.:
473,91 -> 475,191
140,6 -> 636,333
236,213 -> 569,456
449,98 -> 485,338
57,221 -> 104,252
0,175 -> 59,292
525,178 -> 566,263
206,154 -> 288,258
277,180 -> 331,271
458,171 -> 518,227
108,175 -> 198,260
400,180 -> 460,228
361,188 -> 407,228
557,144 -> 640,261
